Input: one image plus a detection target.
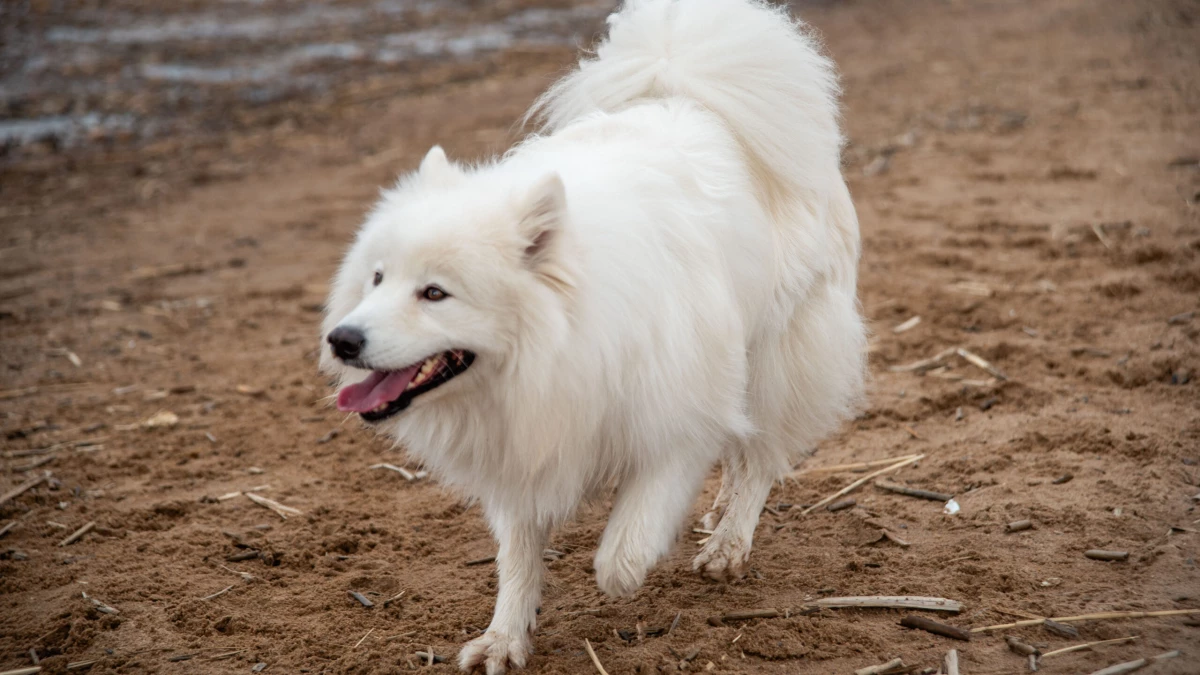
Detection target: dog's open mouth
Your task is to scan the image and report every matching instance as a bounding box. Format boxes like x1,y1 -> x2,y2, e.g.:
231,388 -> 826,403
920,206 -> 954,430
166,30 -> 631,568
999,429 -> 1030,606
336,350 -> 475,422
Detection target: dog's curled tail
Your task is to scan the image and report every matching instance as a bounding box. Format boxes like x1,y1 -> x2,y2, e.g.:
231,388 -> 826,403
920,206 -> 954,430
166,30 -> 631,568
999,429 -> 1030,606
530,0 -> 845,204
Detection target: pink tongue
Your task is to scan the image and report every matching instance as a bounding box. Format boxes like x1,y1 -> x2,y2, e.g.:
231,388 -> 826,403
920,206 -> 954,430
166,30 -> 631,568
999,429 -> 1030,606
337,365 -> 421,413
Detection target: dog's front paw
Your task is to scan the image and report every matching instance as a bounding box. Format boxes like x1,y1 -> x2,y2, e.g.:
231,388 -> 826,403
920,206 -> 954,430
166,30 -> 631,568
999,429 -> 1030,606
459,630 -> 531,674
594,545 -> 649,597
692,531 -> 751,582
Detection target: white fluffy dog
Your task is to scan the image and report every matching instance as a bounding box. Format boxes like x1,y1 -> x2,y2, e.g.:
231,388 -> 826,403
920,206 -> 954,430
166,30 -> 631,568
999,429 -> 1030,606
320,0 -> 865,671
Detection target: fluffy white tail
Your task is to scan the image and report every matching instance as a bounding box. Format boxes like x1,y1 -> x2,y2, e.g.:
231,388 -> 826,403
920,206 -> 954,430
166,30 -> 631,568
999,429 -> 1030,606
530,0 -> 858,293
531,0 -> 845,204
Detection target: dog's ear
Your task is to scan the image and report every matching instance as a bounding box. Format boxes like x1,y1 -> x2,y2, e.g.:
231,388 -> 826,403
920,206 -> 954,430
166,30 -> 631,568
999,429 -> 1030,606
518,173 -> 574,292
418,145 -> 458,183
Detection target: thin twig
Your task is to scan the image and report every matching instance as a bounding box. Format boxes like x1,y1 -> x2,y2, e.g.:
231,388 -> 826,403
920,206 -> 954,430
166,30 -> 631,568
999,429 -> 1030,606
956,347 -> 1008,380
972,608 -> 1200,633
888,348 -> 957,373
855,657 -> 903,675
0,471 -> 50,506
790,454 -> 921,477
1087,651 -> 1179,675
1041,636 -> 1139,658
802,455 -> 925,514
58,521 -> 95,547
1091,223 -> 1113,250
200,585 -> 234,601
244,492 -> 301,520
874,480 -> 952,502
370,463 -> 417,480
353,628 -> 375,649
82,592 -> 118,614
583,639 -> 610,675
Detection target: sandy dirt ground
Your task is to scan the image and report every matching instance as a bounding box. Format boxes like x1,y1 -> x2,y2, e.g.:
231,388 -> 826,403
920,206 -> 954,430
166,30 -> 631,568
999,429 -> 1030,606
2,0 -> 1199,673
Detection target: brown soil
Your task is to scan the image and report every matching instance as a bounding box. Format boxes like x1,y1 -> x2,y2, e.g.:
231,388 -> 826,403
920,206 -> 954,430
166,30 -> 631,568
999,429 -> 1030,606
2,0 -> 1199,673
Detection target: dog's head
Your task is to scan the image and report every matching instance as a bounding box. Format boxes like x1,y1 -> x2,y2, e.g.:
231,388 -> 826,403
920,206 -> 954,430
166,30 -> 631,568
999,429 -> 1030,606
320,146 -> 575,424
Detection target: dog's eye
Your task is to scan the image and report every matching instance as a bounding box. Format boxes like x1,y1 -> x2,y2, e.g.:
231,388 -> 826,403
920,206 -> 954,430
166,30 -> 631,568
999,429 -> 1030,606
373,271 -> 383,286
420,285 -> 448,302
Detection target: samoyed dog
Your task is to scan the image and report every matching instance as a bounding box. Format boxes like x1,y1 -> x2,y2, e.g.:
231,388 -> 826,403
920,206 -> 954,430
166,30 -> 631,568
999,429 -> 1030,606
321,0 -> 865,670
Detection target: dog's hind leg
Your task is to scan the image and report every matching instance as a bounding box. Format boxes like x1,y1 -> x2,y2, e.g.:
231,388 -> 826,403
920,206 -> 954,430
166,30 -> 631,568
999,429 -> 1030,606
459,511 -> 549,674
699,456 -> 737,531
594,455 -> 713,597
691,440 -> 777,582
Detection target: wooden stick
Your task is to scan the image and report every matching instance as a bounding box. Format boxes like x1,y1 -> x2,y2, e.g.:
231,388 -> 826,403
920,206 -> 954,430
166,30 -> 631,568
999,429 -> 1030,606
0,521 -> 16,538
465,555 -> 497,566
583,638 -> 610,675
815,596 -> 962,612
900,615 -> 971,641
348,591 -> 374,608
827,497 -> 857,512
0,667 -> 42,675
0,472 -> 50,507
855,657 -> 903,675
200,585 -> 234,601
1085,550 -> 1129,561
944,649 -> 959,675
383,590 -> 406,608
1041,636 -> 1139,658
1006,520 -> 1033,533
58,521 -> 95,547
718,609 -> 780,621
802,455 -> 925,514
875,480 -> 952,502
972,608 -> 1200,633
1087,651 -> 1179,675
244,492 -> 301,520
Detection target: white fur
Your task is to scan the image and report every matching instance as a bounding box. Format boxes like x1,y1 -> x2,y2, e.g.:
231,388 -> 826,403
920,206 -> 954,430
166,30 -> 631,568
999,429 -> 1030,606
321,1 -> 865,671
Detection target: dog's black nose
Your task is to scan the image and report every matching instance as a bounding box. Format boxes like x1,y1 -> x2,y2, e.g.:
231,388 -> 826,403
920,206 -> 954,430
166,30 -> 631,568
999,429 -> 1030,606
327,326 -> 366,361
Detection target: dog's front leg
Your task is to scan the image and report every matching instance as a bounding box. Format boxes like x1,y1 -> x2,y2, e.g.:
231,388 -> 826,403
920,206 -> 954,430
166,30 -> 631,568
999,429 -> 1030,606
459,511 -> 548,674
